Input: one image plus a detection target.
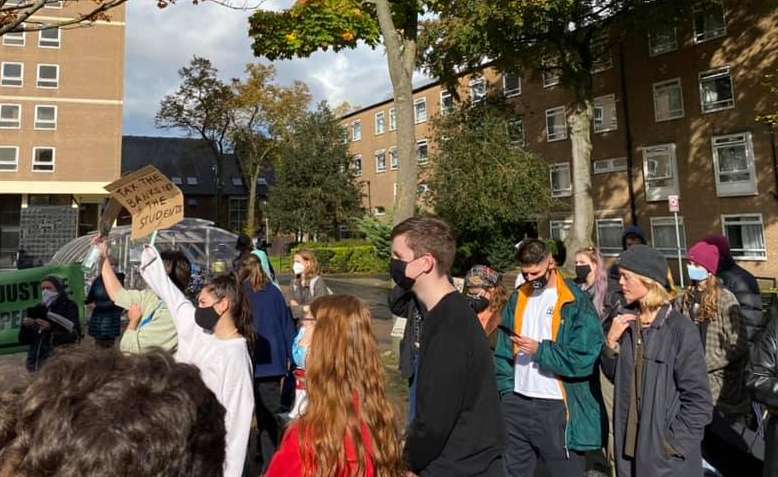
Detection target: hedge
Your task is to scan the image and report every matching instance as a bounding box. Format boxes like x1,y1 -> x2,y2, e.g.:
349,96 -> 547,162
290,242 -> 386,273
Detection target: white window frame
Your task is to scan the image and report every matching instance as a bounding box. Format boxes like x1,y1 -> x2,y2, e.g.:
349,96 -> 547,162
549,162 -> 572,198
648,27 -> 678,56
416,139 -> 429,165
593,157 -> 628,174
509,117 -> 524,146
171,176 -> 183,185
352,155 -> 363,177
351,120 -> 361,141
699,66 -> 735,113
418,183 -> 430,195
593,94 -> 618,133
186,177 -> 198,185
0,146 -> 19,172
653,78 -> 685,122
389,107 -> 397,131
440,90 -> 453,115
36,63 -> 59,89
374,111 -> 385,135
545,106 -> 567,142
0,104 -> 22,129
597,218 -> 625,256
711,132 -> 758,197
374,206 -> 386,216
469,78 -> 486,103
375,149 -> 387,173
722,214 -> 767,260
3,27 -> 25,47
641,143 -> 680,202
44,0 -> 64,8
231,177 -> 243,186
550,220 -> 573,243
503,71 -> 521,97
38,27 -> 61,48
34,104 -> 57,130
414,97 -> 428,124
340,125 -> 349,144
1,62 -> 23,87
693,1 -> 727,44
651,216 -> 688,258
32,146 -> 55,173
389,146 -> 399,170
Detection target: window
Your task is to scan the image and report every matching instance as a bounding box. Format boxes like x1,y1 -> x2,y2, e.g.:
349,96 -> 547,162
712,132 -> 757,196
351,120 -> 361,141
470,78 -> 486,103
693,1 -> 726,43
1,63 -> 23,87
597,219 -> 625,256
3,28 -> 24,47
389,108 -> 397,131
171,176 -> 182,185
503,71 -> 521,97
440,91 -> 454,115
648,26 -> 678,56
187,198 -> 199,208
418,183 -> 430,195
44,0 -> 64,8
593,157 -> 628,174
37,64 -> 59,88
653,78 -> 684,121
258,177 -> 268,186
375,111 -> 385,135
0,147 -> 19,172
542,58 -> 560,87
340,126 -> 349,144
32,147 -> 55,172
722,214 -> 766,260
642,144 -> 679,201
375,150 -> 387,173
389,147 -> 399,170
352,155 -> 362,177
550,163 -> 572,197
699,67 -> 734,113
651,216 -> 687,257
374,206 -> 386,216
39,27 -> 60,48
508,117 -> 524,145
186,177 -> 198,185
0,104 -> 21,129
591,35 -> 612,73
228,197 -> 247,232
550,220 -> 572,242
593,94 -> 618,133
414,97 -> 428,123
416,139 -> 429,164
231,177 -> 243,186
34,105 -> 56,130
545,106 -> 567,142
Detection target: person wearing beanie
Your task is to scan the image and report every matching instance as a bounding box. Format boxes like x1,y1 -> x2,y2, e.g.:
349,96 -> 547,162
677,241 -> 756,476
464,265 -> 508,347
601,244 -> 712,477
605,225 -> 649,323
702,234 -> 764,346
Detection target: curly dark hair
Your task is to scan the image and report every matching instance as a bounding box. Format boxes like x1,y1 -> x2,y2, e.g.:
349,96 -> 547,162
0,348 -> 226,477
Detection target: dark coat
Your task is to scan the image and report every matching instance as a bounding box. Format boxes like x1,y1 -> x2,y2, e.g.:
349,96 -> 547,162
245,282 -> 296,378
86,274 -> 124,340
601,306 -> 713,477
20,294 -> 80,371
717,257 -> 763,345
389,286 -> 427,380
747,315 -> 778,412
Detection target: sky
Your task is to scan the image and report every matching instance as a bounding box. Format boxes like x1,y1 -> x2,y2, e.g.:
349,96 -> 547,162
123,0 -> 431,137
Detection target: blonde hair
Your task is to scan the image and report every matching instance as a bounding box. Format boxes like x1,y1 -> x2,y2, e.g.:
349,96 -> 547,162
636,275 -> 673,311
295,250 -> 320,279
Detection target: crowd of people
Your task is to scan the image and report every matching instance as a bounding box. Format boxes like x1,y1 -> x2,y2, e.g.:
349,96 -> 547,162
1,218 -> 777,477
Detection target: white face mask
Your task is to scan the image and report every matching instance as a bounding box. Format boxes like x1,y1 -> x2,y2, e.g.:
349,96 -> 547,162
292,262 -> 306,276
41,289 -> 57,306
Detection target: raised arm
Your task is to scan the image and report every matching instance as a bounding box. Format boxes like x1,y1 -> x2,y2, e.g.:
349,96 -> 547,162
94,239 -> 125,303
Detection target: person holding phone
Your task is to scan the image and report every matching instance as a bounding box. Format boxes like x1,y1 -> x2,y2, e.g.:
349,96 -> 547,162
494,239 -> 605,477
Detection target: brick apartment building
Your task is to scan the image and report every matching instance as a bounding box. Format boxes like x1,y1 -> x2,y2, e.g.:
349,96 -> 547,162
340,0 -> 778,280
0,1 -> 126,268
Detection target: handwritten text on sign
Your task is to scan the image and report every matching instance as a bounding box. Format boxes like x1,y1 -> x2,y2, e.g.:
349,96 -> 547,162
104,166 -> 184,240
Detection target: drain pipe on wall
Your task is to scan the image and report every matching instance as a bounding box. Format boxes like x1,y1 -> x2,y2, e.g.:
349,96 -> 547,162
618,43 -> 639,225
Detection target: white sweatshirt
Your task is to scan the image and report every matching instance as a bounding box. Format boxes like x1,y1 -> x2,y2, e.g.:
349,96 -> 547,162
140,246 -> 254,477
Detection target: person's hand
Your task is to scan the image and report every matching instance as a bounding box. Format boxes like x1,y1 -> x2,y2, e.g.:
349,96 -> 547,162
126,304 -> 143,330
92,236 -> 109,259
511,336 -> 540,357
607,314 -> 636,349
22,317 -> 35,328
35,319 -> 50,331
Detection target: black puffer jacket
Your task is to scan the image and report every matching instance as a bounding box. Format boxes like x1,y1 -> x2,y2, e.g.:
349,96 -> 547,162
718,256 -> 764,345
747,316 -> 778,412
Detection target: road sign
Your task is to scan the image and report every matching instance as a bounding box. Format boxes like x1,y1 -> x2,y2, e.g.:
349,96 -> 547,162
668,195 -> 680,213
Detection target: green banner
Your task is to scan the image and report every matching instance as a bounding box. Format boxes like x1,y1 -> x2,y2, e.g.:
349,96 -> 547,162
0,265 -> 86,355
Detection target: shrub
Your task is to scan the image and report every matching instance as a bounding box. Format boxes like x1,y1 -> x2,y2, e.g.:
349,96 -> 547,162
290,242 -> 386,273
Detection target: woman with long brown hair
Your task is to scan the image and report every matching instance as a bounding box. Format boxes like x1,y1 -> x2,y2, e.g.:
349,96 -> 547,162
463,265 -> 508,347
267,295 -> 404,477
290,250 -> 331,308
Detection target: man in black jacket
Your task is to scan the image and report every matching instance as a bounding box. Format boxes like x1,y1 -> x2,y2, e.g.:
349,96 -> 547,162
747,317 -> 778,476
391,216 -> 503,476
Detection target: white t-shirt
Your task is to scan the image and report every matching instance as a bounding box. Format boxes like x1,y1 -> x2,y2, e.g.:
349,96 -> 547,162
141,246 -> 254,477
514,286 -> 563,400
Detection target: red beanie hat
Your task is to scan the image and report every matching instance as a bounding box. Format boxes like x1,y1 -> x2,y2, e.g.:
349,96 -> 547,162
688,241 -> 720,274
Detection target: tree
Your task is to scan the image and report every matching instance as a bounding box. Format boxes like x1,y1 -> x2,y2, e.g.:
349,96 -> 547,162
231,64 -> 311,237
428,97 -> 552,271
156,56 -> 234,227
267,102 -> 363,241
249,0 -> 422,224
421,0 -> 699,268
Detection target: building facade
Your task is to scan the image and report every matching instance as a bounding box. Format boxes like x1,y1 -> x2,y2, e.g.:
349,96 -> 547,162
0,2 -> 126,268
341,0 -> 778,280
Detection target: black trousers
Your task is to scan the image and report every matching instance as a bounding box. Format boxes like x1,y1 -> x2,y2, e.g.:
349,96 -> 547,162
254,377 -> 284,472
501,392 -> 585,477
702,409 -> 763,477
766,415 -> 778,477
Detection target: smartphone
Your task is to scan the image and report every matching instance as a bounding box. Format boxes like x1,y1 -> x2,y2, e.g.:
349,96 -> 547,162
497,325 -> 521,339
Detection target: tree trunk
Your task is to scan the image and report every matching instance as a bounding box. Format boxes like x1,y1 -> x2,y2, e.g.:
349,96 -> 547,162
565,100 -> 595,270
246,168 -> 260,236
374,0 -> 417,225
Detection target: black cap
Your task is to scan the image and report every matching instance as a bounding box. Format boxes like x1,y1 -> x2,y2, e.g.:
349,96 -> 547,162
617,244 -> 668,287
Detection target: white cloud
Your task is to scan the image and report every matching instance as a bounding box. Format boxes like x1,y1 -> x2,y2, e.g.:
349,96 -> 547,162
123,1 -> 432,136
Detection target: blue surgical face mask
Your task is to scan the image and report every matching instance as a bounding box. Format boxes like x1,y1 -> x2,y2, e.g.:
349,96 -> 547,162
687,264 -> 710,283
292,328 -> 308,369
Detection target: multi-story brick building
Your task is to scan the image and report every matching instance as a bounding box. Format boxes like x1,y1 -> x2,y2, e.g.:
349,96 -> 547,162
341,0 -> 778,280
0,2 -> 126,268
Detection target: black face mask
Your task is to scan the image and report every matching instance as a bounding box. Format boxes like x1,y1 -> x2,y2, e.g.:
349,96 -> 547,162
524,267 -> 551,290
574,265 -> 592,284
195,304 -> 224,331
466,295 -> 490,314
390,258 -> 417,290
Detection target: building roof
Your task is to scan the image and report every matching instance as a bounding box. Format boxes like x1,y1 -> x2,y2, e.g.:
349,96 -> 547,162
121,136 -> 269,197
338,79 -> 441,120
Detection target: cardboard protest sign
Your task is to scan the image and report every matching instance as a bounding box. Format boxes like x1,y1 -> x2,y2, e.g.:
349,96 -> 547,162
104,166 -> 184,240
97,197 -> 124,238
